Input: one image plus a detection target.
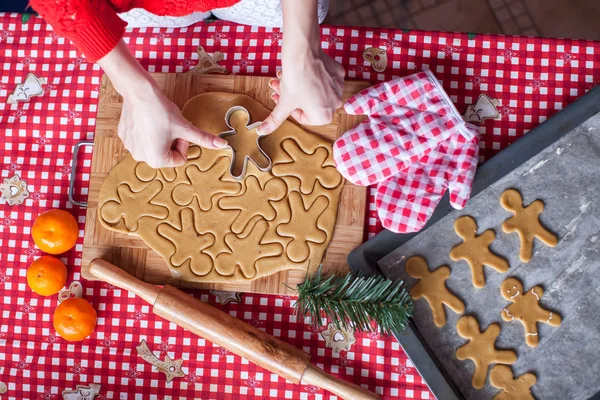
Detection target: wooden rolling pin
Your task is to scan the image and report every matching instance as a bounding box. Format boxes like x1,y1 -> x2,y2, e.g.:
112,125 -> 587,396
90,259 -> 380,399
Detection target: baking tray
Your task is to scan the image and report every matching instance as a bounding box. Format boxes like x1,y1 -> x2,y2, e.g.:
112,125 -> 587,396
348,85 -> 600,399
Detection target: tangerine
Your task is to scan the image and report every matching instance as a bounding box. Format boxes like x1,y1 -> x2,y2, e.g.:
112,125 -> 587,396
26,256 -> 67,296
53,298 -> 98,342
32,209 -> 79,255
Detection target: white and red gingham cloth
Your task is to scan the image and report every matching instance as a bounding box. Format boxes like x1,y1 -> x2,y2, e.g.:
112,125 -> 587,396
334,70 -> 479,233
1,11 -> 600,400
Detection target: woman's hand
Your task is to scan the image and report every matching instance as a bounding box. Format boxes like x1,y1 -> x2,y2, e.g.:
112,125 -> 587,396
118,86 -> 226,168
258,50 -> 345,135
99,41 -> 227,168
258,0 -> 345,135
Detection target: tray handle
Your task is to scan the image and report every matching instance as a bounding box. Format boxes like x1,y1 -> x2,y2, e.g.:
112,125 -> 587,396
68,140 -> 94,208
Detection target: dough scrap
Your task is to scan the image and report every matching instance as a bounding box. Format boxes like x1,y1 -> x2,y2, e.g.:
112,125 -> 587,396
405,256 -> 465,327
456,315 -> 517,389
490,365 -> 537,400
500,277 -> 562,348
500,189 -> 558,263
98,92 -> 343,283
450,216 -> 509,288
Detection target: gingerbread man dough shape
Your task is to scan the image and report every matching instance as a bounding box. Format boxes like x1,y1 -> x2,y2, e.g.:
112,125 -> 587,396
500,277 -> 561,348
219,106 -> 272,179
450,216 -> 509,288
500,189 -> 558,262
405,256 -> 465,327
490,365 -> 537,400
456,315 -> 517,389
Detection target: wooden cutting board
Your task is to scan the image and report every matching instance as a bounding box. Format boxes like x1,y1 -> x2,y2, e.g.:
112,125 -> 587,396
81,73 -> 369,294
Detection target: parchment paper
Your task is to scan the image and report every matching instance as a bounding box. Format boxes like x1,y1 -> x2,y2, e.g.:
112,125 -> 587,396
379,113 -> 600,400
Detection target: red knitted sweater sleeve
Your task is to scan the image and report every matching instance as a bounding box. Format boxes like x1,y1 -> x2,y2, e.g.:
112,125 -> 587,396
31,0 -> 128,62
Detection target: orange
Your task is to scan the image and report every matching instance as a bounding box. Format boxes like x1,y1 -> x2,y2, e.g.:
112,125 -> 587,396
32,209 -> 79,255
53,298 -> 98,342
26,256 -> 67,296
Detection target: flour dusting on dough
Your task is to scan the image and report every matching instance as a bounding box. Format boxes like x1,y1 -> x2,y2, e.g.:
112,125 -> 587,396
556,147 -> 563,155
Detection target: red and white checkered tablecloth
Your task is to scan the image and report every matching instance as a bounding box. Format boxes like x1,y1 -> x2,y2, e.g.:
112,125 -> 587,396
1,11 -> 599,400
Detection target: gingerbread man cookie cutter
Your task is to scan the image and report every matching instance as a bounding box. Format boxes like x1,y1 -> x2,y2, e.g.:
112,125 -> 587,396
0,174 -> 30,205
219,106 -> 272,180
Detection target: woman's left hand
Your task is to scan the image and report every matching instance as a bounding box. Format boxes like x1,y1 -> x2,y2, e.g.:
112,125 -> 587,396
258,48 -> 345,135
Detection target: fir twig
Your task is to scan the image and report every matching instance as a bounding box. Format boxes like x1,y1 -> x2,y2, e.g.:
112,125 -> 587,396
288,265 -> 413,335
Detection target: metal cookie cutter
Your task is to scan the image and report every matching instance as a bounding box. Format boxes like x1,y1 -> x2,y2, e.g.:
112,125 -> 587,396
219,106 -> 272,180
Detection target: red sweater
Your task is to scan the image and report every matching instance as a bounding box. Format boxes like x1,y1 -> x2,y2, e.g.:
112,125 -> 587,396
31,0 -> 240,62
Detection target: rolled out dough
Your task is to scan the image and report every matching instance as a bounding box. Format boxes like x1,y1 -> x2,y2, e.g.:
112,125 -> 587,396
98,92 -> 344,282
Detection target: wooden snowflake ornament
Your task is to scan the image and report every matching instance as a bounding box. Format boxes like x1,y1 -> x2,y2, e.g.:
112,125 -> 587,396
0,174 -> 30,205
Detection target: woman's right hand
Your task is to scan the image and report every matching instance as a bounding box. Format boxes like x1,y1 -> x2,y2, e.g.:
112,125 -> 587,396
99,41 -> 227,169
118,85 -> 227,168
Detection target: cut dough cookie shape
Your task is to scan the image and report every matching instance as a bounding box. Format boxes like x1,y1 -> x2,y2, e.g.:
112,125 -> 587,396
500,277 -> 562,348
98,92 -> 343,283
490,365 -> 537,400
456,315 -> 517,389
501,189 -> 558,262
220,106 -> 271,179
405,256 -> 465,327
450,216 -> 509,288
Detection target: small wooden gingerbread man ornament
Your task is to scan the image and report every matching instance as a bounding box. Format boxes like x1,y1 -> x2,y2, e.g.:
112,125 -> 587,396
456,315 -> 517,389
500,277 -> 561,347
189,45 -> 228,75
500,189 -> 558,262
450,216 -> 509,288
405,256 -> 465,327
490,365 -> 537,400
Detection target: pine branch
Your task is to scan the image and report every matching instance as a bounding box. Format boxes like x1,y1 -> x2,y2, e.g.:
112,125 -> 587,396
289,265 -> 413,335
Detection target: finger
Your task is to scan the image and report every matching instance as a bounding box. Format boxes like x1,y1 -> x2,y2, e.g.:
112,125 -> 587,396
161,149 -> 187,168
257,101 -> 293,135
271,92 -> 280,103
179,125 -> 228,149
290,108 -> 306,124
276,69 -> 282,79
172,138 -> 189,160
268,79 -> 281,95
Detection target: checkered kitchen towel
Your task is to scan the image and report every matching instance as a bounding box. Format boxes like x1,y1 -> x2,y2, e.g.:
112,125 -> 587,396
333,70 -> 480,233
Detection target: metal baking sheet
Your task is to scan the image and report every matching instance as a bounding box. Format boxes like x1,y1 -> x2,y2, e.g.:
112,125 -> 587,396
377,110 -> 600,399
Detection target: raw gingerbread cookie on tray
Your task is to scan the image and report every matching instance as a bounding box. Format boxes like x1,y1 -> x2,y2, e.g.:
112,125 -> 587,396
500,189 -> 558,263
450,215 -> 509,288
500,277 -> 562,348
490,365 -> 537,400
405,256 -> 465,327
455,315 -> 517,389
97,93 -> 344,283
